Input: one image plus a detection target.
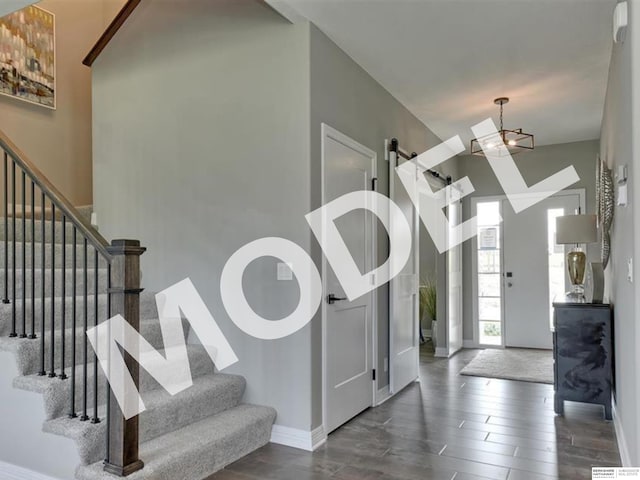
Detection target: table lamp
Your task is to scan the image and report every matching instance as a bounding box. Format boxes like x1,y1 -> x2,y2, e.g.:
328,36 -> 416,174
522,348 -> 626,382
555,214 -> 598,302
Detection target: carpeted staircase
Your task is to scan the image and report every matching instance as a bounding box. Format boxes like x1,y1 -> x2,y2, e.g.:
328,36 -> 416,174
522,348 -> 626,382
0,207 -> 276,480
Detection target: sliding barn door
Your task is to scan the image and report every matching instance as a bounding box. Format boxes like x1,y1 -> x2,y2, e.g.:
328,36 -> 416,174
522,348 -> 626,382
389,151 -> 420,394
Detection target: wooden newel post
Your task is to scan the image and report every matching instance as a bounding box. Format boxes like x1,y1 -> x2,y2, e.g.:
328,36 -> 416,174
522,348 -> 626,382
104,239 -> 146,477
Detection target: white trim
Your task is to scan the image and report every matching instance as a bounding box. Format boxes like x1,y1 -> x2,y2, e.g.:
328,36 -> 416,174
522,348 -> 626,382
320,123 -> 377,435
270,425 -> 326,452
0,461 -> 62,480
612,400 -> 632,467
434,347 -> 450,358
375,385 -> 392,405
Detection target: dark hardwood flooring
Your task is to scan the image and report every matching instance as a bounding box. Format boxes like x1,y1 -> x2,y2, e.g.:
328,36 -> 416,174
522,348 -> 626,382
208,344 -> 621,480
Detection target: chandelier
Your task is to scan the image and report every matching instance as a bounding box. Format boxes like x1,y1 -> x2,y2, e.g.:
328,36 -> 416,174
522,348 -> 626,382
470,97 -> 534,156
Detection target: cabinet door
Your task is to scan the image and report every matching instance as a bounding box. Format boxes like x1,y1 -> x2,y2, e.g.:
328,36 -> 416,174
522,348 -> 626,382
555,307 -> 611,404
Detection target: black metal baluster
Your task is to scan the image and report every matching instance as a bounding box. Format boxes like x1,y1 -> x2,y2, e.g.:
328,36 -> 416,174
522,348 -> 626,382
2,152 -> 8,305
28,181 -> 35,339
9,160 -> 16,337
19,170 -> 26,338
80,237 -> 88,422
69,227 -> 77,418
48,204 -> 56,378
91,249 -> 100,424
38,193 -> 46,376
105,263 -> 111,455
59,216 -> 67,380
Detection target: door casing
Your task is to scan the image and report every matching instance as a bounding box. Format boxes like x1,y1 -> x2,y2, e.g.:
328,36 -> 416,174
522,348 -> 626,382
320,123 -> 377,436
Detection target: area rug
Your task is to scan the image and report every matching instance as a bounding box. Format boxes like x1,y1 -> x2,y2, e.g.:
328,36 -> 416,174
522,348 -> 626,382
459,348 -> 553,384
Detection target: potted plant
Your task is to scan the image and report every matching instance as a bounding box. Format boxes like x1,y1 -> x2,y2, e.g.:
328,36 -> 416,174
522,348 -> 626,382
419,276 -> 437,347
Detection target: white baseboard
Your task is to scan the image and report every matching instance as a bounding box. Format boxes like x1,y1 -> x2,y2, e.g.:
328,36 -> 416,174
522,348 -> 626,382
375,385 -> 392,405
434,347 -> 449,357
270,424 -> 326,451
612,399 -> 632,466
0,461 -> 61,480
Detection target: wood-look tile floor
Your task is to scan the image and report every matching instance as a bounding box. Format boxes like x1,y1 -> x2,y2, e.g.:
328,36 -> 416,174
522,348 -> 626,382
208,345 -> 621,480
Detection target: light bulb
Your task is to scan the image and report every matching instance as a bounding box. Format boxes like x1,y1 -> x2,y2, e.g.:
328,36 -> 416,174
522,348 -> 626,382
485,142 -> 495,149
508,140 -> 517,146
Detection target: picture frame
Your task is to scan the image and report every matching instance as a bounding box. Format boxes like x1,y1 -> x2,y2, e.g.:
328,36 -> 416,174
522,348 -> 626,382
0,5 -> 56,109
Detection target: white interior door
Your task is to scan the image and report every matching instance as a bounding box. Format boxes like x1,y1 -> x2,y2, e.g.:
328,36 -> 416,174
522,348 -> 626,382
389,151 -> 419,394
322,125 -> 375,433
446,199 -> 463,355
503,192 -> 582,349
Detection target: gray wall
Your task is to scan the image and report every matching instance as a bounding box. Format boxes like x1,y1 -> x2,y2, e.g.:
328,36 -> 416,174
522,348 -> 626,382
0,352 -> 80,479
458,140 -> 600,342
92,0 -> 313,431
0,0 -> 125,206
309,24 -> 454,427
600,0 -> 638,465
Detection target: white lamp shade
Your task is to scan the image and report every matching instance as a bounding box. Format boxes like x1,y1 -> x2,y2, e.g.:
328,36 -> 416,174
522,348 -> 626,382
556,214 -> 598,244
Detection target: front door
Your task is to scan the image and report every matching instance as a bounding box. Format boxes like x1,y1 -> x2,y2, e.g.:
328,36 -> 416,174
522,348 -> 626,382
502,192 -> 582,349
322,124 -> 375,433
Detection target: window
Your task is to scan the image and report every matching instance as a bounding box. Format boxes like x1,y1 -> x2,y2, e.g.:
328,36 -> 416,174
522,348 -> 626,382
547,208 -> 566,329
476,202 -> 502,345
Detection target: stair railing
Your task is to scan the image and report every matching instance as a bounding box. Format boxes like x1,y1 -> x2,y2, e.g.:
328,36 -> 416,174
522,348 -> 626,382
0,129 -> 145,476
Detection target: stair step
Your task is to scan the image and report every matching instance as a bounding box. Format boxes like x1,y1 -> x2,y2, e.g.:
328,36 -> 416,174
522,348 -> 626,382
0,267 -> 108,299
1,315 -> 172,375
13,341 -> 215,420
0,241 -> 92,268
75,404 -> 276,479
2,205 -> 92,223
0,291 -> 158,340
45,373 -> 248,465
0,218 -> 84,244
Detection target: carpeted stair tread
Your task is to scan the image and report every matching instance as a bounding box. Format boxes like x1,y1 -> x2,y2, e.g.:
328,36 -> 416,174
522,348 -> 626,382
0,241 -> 91,268
44,373 -> 248,465
0,291 -> 159,337
12,342 -> 215,420
0,217 -> 81,243
0,267 -> 109,299
75,404 -> 276,480
0,316 -> 168,375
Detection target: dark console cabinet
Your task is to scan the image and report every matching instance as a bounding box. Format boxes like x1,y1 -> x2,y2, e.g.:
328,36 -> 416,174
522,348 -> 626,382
552,300 -> 614,420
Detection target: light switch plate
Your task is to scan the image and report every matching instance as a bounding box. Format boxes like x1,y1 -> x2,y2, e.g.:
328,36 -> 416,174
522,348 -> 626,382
617,184 -> 628,206
277,262 -> 293,281
628,258 -> 634,283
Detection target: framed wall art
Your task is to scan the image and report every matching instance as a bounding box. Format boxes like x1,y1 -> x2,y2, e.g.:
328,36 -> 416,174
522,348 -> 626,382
0,5 -> 55,109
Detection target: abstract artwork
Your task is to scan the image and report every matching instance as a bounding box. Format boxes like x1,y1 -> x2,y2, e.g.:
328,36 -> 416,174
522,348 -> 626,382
0,5 -> 55,109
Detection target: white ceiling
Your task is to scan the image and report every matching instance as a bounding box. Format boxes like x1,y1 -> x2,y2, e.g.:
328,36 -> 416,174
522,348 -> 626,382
0,1 -> 39,17
271,0 -> 617,151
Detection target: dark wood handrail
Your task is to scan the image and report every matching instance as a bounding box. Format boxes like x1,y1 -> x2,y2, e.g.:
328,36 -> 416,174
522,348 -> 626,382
83,0 -> 142,67
0,129 -> 112,260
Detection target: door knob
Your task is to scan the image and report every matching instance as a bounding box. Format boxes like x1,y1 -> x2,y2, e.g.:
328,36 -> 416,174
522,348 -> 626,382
326,293 -> 347,304
507,282 -> 513,288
